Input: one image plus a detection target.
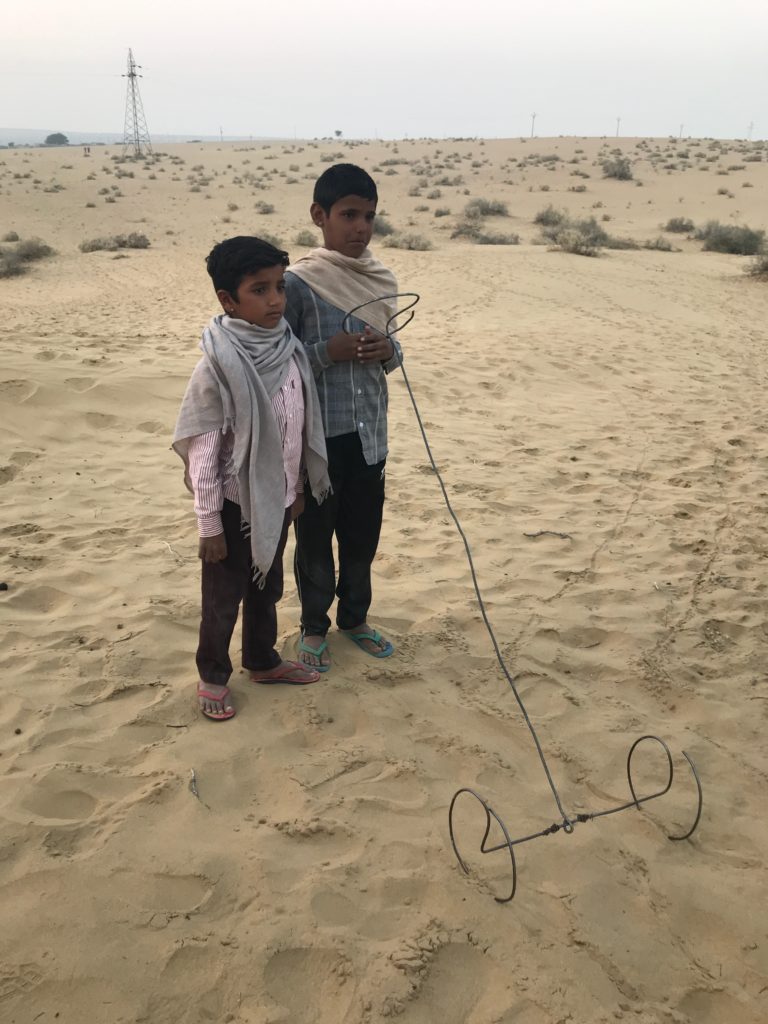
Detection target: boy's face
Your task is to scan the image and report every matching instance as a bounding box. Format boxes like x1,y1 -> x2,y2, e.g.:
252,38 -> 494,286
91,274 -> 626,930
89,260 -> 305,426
218,265 -> 286,327
311,194 -> 377,258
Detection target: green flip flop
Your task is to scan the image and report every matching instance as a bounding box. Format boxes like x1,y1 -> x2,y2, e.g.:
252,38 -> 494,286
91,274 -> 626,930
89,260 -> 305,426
344,628 -> 394,659
297,636 -> 331,673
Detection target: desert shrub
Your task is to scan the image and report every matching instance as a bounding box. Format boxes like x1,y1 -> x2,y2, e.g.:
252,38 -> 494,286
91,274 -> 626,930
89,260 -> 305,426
451,221 -> 519,244
696,221 -> 765,255
227,202 -> 239,211
434,207 -> 451,217
475,231 -> 520,245
414,205 -> 429,212
0,249 -> 25,277
255,201 -> 274,214
2,230 -> 19,242
644,236 -> 677,252
79,233 -> 150,253
16,238 -> 55,261
294,229 -> 318,247
555,226 -> 601,257
664,217 -> 695,233
372,215 -> 395,236
256,231 -> 284,249
568,185 -> 587,193
745,253 -> 768,279
384,233 -> 433,251
605,235 -> 640,250
534,205 -> 568,228
464,197 -> 509,219
602,156 -> 633,180
451,221 -> 482,240
0,237 -> 55,277
539,216 -> 609,256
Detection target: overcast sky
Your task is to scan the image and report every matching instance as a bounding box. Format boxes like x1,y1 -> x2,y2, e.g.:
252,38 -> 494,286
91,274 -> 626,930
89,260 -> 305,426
2,0 -> 766,140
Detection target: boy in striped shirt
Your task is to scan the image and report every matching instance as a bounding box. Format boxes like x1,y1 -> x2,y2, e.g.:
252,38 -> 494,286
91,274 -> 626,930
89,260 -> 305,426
173,237 -> 330,720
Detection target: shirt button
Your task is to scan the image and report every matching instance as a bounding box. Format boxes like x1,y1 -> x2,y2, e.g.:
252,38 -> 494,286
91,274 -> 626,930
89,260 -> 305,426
359,422 -> 364,428
357,389 -> 362,395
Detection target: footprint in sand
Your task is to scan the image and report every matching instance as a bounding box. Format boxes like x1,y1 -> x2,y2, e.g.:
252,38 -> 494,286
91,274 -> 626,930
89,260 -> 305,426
85,411 -> 119,428
393,938 -> 497,1024
264,947 -> 355,1022
0,451 -> 41,485
63,376 -> 96,392
0,378 -> 38,402
136,944 -> 228,1023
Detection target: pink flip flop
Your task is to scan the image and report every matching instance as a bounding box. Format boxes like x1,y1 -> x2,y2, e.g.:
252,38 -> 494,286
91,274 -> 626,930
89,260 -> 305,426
197,685 -> 236,721
250,660 -> 321,686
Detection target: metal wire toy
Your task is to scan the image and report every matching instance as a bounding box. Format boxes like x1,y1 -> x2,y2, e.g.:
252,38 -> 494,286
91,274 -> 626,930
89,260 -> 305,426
343,294 -> 703,904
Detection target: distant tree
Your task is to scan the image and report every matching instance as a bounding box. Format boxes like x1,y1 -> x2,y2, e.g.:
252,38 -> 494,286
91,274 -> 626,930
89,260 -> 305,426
334,129 -> 342,138
44,132 -> 69,146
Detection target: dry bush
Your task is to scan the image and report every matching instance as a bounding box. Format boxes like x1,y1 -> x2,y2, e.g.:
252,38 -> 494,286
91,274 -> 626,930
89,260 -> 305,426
451,221 -> 519,245
602,156 -> 633,180
0,236 -> 55,277
664,217 -> 695,233
644,236 -> 678,252
534,205 -> 568,229
695,221 -> 765,255
383,233 -> 433,251
0,249 -> 25,277
79,233 -> 150,253
294,230 -> 318,247
464,198 -> 509,219
745,253 -> 768,279
372,215 -> 395,237
16,238 -> 55,261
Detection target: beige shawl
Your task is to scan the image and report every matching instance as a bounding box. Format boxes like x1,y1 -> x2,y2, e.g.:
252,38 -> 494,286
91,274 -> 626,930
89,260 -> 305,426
288,246 -> 398,335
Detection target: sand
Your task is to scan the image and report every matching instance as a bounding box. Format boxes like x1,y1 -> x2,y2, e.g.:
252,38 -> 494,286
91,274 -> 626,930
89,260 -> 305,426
1,135 -> 767,1023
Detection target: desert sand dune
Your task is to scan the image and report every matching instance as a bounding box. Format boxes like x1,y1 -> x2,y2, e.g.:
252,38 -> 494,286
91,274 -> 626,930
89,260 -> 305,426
1,136 -> 767,1023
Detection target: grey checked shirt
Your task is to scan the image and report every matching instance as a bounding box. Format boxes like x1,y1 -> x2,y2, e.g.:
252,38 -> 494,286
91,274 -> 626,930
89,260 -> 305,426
284,272 -> 404,466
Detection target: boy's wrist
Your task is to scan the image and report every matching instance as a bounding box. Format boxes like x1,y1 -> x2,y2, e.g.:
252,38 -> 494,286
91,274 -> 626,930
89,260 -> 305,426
197,511 -> 224,537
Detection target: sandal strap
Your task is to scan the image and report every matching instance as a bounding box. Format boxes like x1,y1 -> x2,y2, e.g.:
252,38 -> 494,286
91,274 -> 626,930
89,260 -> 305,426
298,637 -> 328,655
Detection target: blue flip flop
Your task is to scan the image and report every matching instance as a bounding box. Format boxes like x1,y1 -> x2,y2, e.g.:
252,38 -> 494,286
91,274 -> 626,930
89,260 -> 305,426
344,628 -> 394,659
297,636 -> 331,673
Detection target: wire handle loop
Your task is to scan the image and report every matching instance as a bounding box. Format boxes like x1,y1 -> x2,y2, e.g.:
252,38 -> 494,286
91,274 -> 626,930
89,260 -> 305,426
341,293 -> 420,341
448,788 -> 517,904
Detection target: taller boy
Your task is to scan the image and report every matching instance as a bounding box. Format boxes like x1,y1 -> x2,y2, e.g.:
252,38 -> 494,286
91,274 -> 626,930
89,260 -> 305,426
285,164 -> 403,671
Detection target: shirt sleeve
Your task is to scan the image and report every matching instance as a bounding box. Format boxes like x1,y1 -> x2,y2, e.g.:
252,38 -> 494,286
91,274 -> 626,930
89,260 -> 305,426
187,431 -> 224,537
285,273 -> 334,377
383,336 -> 403,374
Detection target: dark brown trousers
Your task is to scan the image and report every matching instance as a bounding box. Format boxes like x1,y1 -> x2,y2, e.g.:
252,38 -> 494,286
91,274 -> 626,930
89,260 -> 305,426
196,500 -> 290,686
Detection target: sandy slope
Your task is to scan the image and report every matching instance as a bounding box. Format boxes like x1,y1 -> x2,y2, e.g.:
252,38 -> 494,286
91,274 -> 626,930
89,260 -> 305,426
1,136 -> 767,1023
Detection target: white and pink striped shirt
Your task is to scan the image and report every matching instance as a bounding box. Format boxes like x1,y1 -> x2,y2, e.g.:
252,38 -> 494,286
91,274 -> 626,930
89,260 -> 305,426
187,358 -> 305,537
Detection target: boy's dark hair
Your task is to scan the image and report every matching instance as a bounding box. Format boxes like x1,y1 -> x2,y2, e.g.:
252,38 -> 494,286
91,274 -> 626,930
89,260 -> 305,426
205,236 -> 289,296
313,163 -> 378,213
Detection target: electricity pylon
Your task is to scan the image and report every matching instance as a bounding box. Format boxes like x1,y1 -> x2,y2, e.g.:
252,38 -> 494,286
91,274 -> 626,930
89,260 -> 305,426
122,49 -> 152,157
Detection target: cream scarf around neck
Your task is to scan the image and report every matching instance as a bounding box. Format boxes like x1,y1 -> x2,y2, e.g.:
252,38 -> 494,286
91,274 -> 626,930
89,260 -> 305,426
288,246 -> 398,335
